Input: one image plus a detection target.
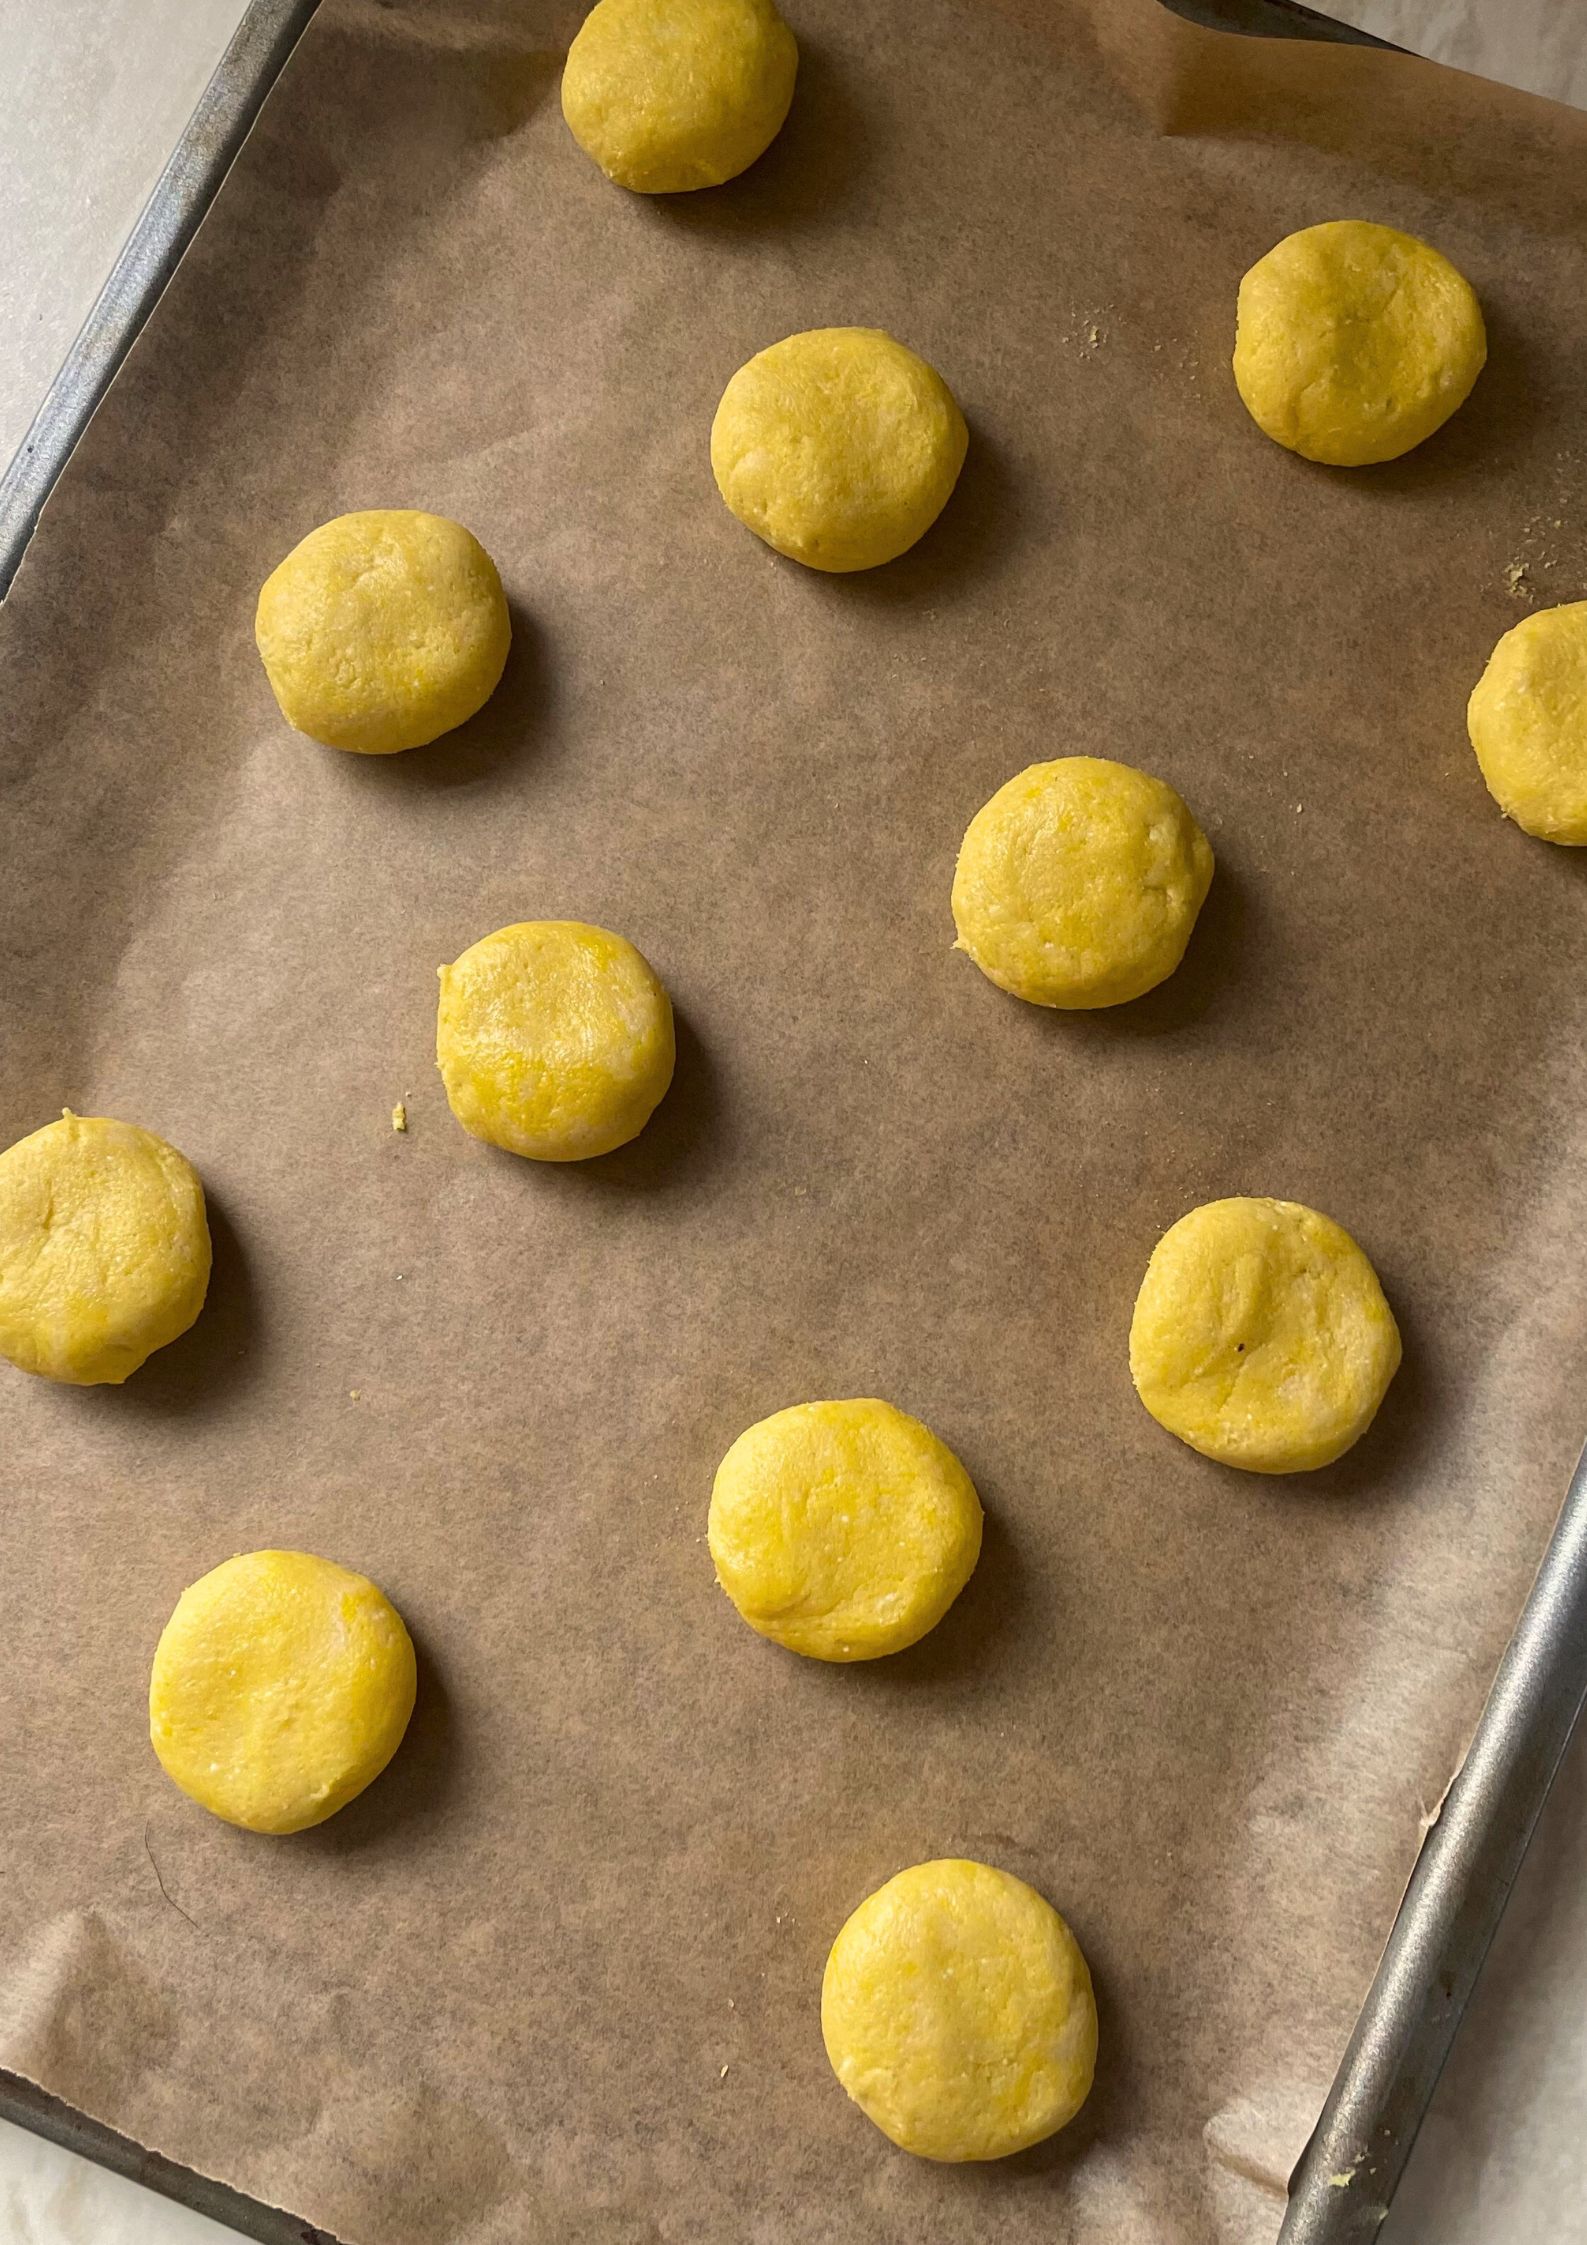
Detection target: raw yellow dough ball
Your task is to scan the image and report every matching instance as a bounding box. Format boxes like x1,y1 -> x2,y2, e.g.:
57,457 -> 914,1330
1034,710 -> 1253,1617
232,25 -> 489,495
0,1111 -> 210,1386
255,509 -> 510,754
437,920 -> 675,1161
1468,601 -> 1587,845
1130,1197 -> 1401,1474
562,0 -> 797,193
952,756 -> 1213,1009
1233,220 -> 1485,466
822,1859 -> 1097,2161
711,328 -> 968,572
707,1398 -> 982,1661
150,1550 -> 416,1834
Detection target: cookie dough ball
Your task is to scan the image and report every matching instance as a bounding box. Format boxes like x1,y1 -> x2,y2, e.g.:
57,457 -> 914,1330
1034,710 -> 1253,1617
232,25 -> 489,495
822,1859 -> 1097,2161
255,510 -> 510,754
952,757 -> 1213,1009
562,0 -> 797,193
437,919 -> 675,1161
0,1112 -> 210,1386
1130,1197 -> 1401,1474
150,1550 -> 416,1834
1468,601 -> 1587,844
1233,221 -> 1485,467
711,328 -> 968,572
707,1398 -> 982,1661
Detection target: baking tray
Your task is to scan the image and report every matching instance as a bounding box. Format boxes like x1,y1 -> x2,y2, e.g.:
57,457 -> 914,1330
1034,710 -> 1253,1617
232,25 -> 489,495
3,3 -> 1584,2240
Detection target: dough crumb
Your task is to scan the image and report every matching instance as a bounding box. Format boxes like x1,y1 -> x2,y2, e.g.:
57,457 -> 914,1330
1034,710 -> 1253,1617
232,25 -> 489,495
1062,309 -> 1112,359
1328,2169 -> 1357,2190
391,1101 -> 408,1133
1499,458 -> 1586,603
349,1388 -> 362,1401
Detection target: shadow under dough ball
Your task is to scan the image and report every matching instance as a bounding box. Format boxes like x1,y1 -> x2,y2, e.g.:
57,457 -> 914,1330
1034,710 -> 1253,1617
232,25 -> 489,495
707,1397 -> 983,1660
0,1110 -> 210,1384
437,919 -> 676,1161
1233,219 -> 1485,466
1468,599 -> 1587,845
711,327 -> 968,571
150,1550 -> 417,1834
952,755 -> 1214,1008
561,0 -> 798,192
255,509 -> 511,754
822,1858 -> 1098,2160
1129,1196 -> 1402,1474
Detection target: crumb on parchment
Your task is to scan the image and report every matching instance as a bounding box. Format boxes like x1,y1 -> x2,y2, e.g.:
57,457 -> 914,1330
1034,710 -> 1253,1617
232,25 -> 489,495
1502,461 -> 1585,603
391,1101 -> 408,1133
1061,308 -> 1113,359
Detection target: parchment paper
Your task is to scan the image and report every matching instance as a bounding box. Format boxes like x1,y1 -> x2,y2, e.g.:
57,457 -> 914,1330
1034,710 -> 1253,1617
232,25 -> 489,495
4,3 -> 1587,2239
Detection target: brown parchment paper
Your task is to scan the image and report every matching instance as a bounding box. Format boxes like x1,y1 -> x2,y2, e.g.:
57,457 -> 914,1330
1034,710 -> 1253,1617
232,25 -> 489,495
4,3 -> 1587,2239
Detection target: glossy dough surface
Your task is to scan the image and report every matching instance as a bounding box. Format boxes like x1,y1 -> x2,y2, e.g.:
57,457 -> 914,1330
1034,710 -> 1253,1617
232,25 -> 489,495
255,509 -> 510,754
1233,220 -> 1485,466
708,1399 -> 982,1660
952,756 -> 1213,1008
1130,1196 -> 1401,1473
562,0 -> 797,192
821,1858 -> 1098,2160
437,919 -> 675,1161
1468,601 -> 1587,844
711,328 -> 968,572
150,1550 -> 417,1834
0,1112 -> 210,1385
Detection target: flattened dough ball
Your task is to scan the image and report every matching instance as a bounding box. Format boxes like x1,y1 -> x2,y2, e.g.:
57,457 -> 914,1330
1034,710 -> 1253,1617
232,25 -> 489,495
1130,1197 -> 1401,1474
437,919 -> 675,1161
0,1112 -> 210,1385
822,1859 -> 1098,2161
1468,601 -> 1587,844
1234,220 -> 1485,466
952,756 -> 1213,1008
708,1398 -> 982,1660
711,328 -> 968,572
150,1551 -> 416,1834
562,0 -> 797,193
255,509 -> 510,754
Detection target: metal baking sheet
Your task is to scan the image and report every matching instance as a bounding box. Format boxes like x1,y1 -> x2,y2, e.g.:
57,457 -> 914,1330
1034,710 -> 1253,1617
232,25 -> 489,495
3,6 -> 1582,2244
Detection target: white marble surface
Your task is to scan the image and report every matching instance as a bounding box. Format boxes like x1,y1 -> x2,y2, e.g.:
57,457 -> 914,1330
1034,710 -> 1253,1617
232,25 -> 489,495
0,2117 -> 236,2245
2,3 -> 1585,2242
1333,0 -> 1587,109
0,0 -> 250,469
